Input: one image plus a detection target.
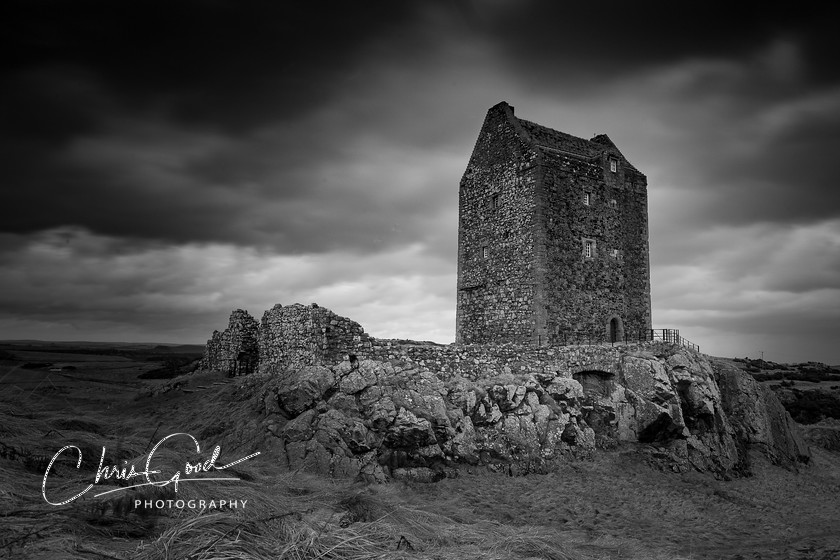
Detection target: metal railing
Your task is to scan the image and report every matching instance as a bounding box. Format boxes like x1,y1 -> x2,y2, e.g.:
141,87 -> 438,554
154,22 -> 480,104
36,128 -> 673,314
648,329 -> 700,352
553,328 -> 699,352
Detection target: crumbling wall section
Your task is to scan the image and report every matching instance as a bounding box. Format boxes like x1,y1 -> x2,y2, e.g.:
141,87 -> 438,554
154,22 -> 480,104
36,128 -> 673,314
258,303 -> 371,374
199,309 -> 259,376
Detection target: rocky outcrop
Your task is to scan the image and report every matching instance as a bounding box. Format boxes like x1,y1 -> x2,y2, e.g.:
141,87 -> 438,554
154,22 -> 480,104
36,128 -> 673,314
574,347 -> 744,473
259,358 -> 595,482
248,344 -> 809,482
713,359 -> 810,469
200,310 -> 259,376
197,303 -> 809,480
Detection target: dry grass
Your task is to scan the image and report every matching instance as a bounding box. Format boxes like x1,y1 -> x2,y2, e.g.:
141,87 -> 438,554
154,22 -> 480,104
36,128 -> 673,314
0,422 -> 651,560
130,471 -> 599,560
3,365 -> 840,560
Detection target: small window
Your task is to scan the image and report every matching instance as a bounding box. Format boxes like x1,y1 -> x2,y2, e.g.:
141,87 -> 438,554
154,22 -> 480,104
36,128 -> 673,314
609,199 -> 617,208
582,239 -> 596,258
610,248 -> 620,258
609,159 -> 617,173
491,194 -> 500,210
583,193 -> 591,206
482,246 -> 488,259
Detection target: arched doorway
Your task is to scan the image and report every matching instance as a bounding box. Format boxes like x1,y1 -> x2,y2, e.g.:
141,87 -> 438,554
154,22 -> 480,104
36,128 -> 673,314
607,316 -> 623,343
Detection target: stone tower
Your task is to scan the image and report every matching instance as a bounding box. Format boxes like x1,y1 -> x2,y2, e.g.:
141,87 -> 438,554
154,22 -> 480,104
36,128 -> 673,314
456,101 -> 652,345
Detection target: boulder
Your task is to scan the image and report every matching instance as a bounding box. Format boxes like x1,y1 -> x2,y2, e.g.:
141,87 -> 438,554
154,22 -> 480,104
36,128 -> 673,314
337,360 -> 380,394
275,365 -> 335,416
713,358 -> 810,467
385,408 -> 437,448
568,347 -> 808,474
281,409 -> 317,442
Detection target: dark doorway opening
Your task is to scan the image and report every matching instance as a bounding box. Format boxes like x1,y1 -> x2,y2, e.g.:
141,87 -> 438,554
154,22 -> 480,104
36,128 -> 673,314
609,318 -> 619,342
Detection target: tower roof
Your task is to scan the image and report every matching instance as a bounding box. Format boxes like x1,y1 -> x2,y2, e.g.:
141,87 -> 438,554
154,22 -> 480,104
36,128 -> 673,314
517,119 -> 602,158
495,101 -> 640,173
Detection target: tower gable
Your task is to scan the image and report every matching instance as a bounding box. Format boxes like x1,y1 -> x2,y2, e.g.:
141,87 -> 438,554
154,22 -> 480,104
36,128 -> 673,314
455,102 -> 541,343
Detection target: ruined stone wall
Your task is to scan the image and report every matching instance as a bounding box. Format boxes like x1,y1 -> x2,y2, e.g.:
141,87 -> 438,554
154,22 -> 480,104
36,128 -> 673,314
538,149 -> 652,343
199,303 -> 807,479
202,303 -> 654,381
199,309 -> 260,376
456,102 -> 540,344
258,303 -> 370,374
357,338 -> 662,382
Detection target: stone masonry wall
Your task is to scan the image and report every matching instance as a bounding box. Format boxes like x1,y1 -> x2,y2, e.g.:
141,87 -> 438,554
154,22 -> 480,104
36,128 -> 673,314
202,303 -> 654,381
199,309 -> 259,376
455,101 -> 652,346
539,148 -> 651,343
357,338 -> 649,382
456,102 -> 540,344
257,303 -> 371,374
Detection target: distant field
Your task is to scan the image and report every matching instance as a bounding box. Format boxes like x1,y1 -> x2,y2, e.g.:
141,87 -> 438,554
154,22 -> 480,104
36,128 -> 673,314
0,339 -> 204,352
10,350 -> 136,363
0,341 -> 204,389
0,344 -> 199,409
763,379 -> 840,390
1,352 -> 159,381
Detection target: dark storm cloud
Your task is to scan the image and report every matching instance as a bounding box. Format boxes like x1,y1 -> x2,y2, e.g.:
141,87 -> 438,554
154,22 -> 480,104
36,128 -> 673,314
2,0 -> 416,131
1,0 -> 470,254
2,0 -> 839,360
703,102 -> 840,224
603,46 -> 840,250
466,2 -> 839,88
6,0 -> 837,251
460,1 -> 840,234
1,118 -> 461,254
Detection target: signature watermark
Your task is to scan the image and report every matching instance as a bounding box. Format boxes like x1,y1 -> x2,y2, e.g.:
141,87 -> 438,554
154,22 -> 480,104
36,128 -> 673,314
42,432 -> 260,506
135,498 -> 248,510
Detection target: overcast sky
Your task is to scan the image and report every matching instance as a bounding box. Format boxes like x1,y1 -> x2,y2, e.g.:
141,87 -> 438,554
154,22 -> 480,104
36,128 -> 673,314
2,1 -> 839,364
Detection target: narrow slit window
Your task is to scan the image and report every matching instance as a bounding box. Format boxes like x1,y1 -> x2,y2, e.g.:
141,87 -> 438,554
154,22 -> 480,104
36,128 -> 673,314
583,193 -> 591,206
482,246 -> 488,259
609,159 -> 617,173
